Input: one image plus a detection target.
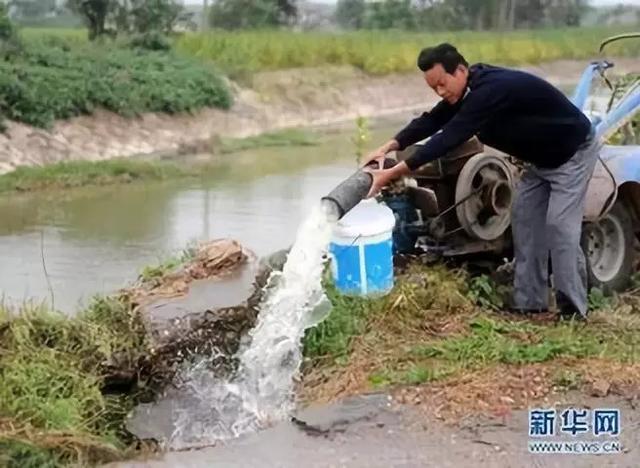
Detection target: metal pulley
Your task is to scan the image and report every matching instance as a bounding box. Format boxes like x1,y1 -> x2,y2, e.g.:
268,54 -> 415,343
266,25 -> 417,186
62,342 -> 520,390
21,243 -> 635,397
454,153 -> 515,241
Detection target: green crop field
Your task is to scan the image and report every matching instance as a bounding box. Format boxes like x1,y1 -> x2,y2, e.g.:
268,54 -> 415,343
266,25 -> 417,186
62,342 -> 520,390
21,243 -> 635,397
22,26 -> 640,78
173,27 -> 640,76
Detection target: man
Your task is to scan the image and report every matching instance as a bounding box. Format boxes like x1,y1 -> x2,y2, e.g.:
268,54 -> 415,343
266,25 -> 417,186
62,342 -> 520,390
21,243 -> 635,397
363,43 -> 598,320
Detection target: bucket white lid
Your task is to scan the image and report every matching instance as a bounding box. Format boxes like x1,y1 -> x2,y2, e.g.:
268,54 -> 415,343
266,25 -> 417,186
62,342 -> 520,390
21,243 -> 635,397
333,199 -> 396,238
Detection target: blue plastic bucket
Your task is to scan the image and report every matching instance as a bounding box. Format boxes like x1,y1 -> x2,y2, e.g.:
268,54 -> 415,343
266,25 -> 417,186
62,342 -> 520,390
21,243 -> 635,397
329,199 -> 396,296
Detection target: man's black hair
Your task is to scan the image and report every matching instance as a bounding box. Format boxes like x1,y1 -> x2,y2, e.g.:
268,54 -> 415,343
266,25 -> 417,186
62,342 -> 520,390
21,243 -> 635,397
417,43 -> 468,74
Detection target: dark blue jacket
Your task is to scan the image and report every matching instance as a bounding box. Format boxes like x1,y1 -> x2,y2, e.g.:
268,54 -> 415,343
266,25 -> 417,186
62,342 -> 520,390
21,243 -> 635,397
395,64 -> 592,171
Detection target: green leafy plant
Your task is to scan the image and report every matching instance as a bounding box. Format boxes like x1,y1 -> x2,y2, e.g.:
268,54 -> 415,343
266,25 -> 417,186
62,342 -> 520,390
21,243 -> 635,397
588,287 -> 611,311
467,274 -> 505,311
0,39 -> 232,128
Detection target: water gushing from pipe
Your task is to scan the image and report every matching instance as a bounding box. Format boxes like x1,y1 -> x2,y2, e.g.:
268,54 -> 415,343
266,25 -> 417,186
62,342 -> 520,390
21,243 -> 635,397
167,203 -> 338,449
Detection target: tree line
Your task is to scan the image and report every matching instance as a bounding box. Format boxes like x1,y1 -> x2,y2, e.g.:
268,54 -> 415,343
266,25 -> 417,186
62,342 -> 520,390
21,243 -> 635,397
336,0 -> 589,31
6,0 -> 193,40
6,0 -> 591,37
206,0 -> 587,30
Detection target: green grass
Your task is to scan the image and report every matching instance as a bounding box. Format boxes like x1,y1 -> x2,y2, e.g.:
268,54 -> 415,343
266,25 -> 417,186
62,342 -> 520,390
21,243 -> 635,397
174,27 -> 640,77
412,317 -> 606,367
374,313 -> 614,387
303,264 -> 473,363
0,295 -> 148,466
218,129 -> 319,154
369,365 -> 458,388
303,262 -> 640,394
303,282 -> 378,361
20,27 -> 86,46
384,311 -> 640,386
0,126 -> 330,193
402,364 -> 453,385
0,440 -> 61,468
139,245 -> 197,282
0,159 -> 190,193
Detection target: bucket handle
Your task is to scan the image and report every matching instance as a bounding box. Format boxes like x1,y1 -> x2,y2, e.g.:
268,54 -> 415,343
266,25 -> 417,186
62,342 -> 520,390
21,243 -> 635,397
330,234 -> 362,261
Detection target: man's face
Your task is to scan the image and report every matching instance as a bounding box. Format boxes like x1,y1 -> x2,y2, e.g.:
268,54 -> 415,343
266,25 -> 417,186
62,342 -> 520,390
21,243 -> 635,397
424,63 -> 469,104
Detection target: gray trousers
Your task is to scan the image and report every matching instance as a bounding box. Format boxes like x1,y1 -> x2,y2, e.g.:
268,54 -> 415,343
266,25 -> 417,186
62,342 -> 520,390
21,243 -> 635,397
511,131 -> 599,317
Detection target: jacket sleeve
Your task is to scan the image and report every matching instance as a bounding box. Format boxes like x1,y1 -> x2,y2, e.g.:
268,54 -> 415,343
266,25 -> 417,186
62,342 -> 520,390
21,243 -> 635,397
393,99 -> 458,151
404,85 -> 508,171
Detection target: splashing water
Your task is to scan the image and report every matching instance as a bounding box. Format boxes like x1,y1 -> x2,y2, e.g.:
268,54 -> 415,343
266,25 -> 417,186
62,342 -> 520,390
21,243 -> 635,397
166,202 -> 339,449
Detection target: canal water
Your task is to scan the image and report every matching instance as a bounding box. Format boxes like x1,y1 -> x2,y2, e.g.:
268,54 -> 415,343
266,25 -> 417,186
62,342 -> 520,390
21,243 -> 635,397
0,122 -> 396,313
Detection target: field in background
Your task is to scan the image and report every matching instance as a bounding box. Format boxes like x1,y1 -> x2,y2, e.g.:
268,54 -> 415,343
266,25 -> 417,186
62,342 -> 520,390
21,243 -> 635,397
173,27 -> 640,77
20,26 -> 640,78
20,27 -> 88,46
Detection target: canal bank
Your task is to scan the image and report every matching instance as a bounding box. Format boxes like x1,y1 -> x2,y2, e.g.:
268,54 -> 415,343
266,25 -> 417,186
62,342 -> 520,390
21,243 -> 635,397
0,120 -> 400,312
1,58 -> 637,175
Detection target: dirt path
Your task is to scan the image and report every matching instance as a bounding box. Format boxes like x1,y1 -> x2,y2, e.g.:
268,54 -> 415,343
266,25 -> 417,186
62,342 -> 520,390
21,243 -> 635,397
112,391 -> 639,467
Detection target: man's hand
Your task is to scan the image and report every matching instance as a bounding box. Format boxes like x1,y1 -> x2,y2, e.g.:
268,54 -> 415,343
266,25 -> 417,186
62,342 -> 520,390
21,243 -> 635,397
361,139 -> 400,169
362,148 -> 386,170
364,161 -> 411,198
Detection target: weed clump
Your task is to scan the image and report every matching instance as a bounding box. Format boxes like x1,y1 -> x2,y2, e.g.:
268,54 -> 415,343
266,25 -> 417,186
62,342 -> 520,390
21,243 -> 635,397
0,297 -> 148,466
